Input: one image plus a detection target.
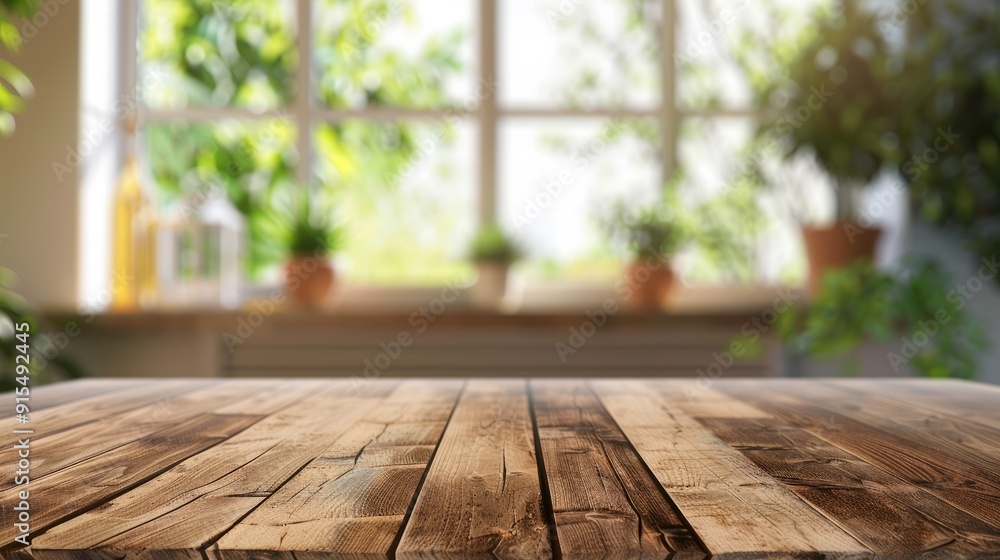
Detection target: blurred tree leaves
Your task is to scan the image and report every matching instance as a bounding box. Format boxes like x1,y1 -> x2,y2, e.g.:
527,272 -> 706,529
0,0 -> 37,135
141,0 -> 296,109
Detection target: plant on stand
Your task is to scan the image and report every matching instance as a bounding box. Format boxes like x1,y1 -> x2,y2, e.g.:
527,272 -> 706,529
758,0 -> 901,295
468,224 -> 521,310
266,189 -> 343,307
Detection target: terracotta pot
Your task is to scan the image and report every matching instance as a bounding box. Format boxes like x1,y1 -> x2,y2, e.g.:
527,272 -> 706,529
624,260 -> 675,310
801,223 -> 882,297
285,255 -> 335,306
471,260 -> 510,309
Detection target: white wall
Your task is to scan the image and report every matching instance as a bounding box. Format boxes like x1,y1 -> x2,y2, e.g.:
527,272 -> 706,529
0,1 -> 81,310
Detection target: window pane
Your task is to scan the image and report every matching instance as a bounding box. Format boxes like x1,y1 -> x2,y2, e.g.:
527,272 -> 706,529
500,0 -> 661,109
313,120 -> 477,285
313,0 -> 475,109
144,119 -> 298,277
498,118 -> 662,282
677,116 -> 821,284
676,0 -> 833,110
139,0 -> 297,111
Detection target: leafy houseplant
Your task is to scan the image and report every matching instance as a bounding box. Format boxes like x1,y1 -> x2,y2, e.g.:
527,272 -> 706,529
268,190 -> 343,306
774,259 -> 986,379
897,2 -> 1000,269
759,0 -> 900,294
468,224 -> 520,309
607,204 -> 686,310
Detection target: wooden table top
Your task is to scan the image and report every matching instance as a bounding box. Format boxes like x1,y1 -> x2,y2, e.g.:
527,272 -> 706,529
4,378 -> 1000,560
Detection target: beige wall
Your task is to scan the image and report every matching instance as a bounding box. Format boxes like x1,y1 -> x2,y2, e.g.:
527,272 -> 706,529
0,2 -> 80,310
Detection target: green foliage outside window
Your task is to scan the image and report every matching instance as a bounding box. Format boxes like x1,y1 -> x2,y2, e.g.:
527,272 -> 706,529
141,0 -> 468,283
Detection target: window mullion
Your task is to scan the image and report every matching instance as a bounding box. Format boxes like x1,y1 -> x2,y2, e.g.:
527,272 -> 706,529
478,0 -> 498,225
295,0 -> 312,186
661,0 -> 677,180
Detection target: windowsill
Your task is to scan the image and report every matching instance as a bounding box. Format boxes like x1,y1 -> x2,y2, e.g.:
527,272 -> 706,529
48,282 -> 799,331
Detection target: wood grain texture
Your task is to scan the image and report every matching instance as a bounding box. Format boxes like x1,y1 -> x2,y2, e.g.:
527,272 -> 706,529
32,381 -> 394,560
0,380 -> 215,449
660,381 -> 1000,559
0,381 -> 275,492
396,380 -> 552,560
720,381 -> 1000,529
210,380 -> 464,560
6,379 -> 156,411
0,412 -> 262,547
531,381 -> 703,560
2,378 -> 1000,560
591,380 -> 869,560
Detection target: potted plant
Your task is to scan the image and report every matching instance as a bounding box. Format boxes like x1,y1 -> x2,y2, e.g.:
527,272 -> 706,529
759,0 -> 900,295
771,259 -> 986,378
468,224 -> 520,309
271,190 -> 343,307
608,204 -> 685,310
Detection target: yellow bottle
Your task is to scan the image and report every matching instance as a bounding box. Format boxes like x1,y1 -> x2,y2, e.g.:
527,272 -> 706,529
111,126 -> 158,311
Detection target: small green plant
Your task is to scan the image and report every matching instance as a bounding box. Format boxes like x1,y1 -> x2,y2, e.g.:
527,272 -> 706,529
469,224 -> 520,263
265,188 -> 344,258
775,259 -> 986,379
607,204 -> 684,260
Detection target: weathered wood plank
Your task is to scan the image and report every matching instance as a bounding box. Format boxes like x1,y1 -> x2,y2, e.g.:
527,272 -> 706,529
817,380 -> 1000,462
591,380 -> 869,560
6,379 -> 155,411
0,412 -> 262,550
530,380 -> 704,560
0,380 -> 216,448
396,380 -> 552,560
210,380 -> 464,560
31,381 -> 397,560
721,381 -> 1000,529
661,382 -> 1000,558
0,380 -> 287,492
827,379 -> 1000,431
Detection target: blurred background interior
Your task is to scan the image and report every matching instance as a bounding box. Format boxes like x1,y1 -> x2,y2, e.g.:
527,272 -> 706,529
1,0 -> 999,385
